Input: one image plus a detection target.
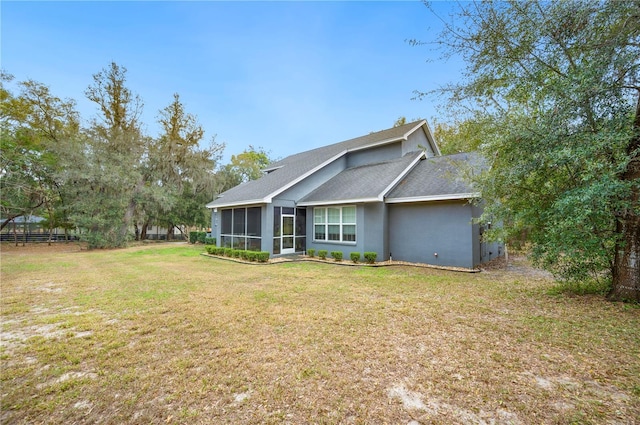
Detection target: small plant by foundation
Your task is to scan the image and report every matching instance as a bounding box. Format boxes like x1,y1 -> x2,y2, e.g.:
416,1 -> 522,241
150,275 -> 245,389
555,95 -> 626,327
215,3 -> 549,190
330,251 -> 343,262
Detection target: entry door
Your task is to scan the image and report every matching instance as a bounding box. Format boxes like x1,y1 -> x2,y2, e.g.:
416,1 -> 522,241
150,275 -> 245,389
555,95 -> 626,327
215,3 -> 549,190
281,214 -> 295,254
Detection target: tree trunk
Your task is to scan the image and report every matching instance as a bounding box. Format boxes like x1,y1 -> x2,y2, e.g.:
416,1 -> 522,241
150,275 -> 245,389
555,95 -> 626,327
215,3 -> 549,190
608,95 -> 640,302
118,178 -> 145,245
134,222 -> 140,241
140,219 -> 150,240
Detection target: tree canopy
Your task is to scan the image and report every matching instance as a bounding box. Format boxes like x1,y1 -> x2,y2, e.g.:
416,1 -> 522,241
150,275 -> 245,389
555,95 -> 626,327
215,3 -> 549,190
420,0 -> 639,301
0,63 -> 245,248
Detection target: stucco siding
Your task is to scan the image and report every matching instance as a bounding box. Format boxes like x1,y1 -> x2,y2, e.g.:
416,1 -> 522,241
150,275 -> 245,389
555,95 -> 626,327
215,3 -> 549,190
363,203 -> 388,260
346,143 -> 401,168
403,128 -> 434,156
388,201 -> 474,268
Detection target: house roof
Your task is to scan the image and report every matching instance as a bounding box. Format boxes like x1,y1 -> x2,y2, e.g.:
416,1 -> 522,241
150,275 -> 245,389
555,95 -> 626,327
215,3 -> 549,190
385,152 -> 486,203
298,151 -> 424,206
207,120 -> 434,208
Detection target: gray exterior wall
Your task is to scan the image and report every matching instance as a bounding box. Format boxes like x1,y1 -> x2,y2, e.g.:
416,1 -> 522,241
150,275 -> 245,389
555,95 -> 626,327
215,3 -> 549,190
403,128 -> 435,157
363,202 -> 388,260
346,143 -> 401,168
388,201 -> 475,269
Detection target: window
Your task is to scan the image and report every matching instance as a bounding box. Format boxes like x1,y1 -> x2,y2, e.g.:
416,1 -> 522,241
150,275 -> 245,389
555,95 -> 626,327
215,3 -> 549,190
313,206 -> 356,243
220,207 -> 262,250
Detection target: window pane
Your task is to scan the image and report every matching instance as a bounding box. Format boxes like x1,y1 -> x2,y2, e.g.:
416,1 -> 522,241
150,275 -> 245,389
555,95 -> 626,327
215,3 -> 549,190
273,207 -> 281,237
314,225 -> 325,240
233,208 -> 246,235
296,208 -> 306,236
295,236 -> 306,252
283,237 -> 294,249
233,237 -> 246,250
282,216 -> 294,237
342,206 -> 356,224
247,237 -> 261,252
328,224 -> 340,241
221,235 -> 232,247
221,209 -> 232,234
343,225 -> 356,242
246,207 -> 261,237
273,237 -> 281,255
314,208 -> 325,224
282,207 -> 294,215
328,208 -> 340,224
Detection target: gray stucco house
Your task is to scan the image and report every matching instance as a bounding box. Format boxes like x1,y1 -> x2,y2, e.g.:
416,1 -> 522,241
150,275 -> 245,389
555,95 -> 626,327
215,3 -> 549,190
207,120 -> 502,269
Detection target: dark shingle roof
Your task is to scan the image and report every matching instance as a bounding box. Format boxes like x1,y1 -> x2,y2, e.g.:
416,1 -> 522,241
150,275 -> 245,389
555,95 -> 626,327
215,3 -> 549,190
207,120 -> 428,208
299,152 -> 424,205
386,152 -> 486,202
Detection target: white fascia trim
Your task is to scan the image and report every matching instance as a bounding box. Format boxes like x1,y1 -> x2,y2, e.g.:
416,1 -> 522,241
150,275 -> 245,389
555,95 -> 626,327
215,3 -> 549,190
263,150 -> 348,203
206,199 -> 266,209
347,137 -> 405,153
403,120 -> 428,140
298,197 -> 380,207
421,120 -> 442,156
377,152 -> 425,201
385,192 -> 481,204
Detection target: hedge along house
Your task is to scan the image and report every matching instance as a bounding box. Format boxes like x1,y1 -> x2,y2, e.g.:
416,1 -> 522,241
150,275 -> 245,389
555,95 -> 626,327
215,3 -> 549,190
206,120 -> 502,269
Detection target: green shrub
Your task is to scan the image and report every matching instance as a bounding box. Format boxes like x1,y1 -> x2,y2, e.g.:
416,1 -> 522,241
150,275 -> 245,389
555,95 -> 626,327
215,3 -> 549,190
246,251 -> 257,262
198,232 -> 207,244
224,248 -> 234,257
232,250 -> 242,258
330,251 -> 343,261
363,252 -> 377,264
318,250 -> 328,260
307,248 -> 316,257
256,251 -> 270,262
205,246 -> 215,254
350,252 -> 361,263
189,231 -> 199,244
204,237 -> 216,245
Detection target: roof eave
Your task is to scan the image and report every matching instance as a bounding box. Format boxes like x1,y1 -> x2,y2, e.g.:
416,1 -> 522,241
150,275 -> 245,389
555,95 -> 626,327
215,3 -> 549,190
298,197 -> 380,207
206,199 -> 268,209
385,192 -> 481,204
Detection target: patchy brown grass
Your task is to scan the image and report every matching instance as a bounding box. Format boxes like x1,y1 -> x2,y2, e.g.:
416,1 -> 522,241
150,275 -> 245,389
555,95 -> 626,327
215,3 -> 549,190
1,243 -> 638,424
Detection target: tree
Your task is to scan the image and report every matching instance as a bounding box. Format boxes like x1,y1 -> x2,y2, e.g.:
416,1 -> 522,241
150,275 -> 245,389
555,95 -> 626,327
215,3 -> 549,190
55,62 -> 148,248
224,145 -> 271,184
0,73 -> 79,239
393,116 -> 407,127
142,93 -> 223,239
418,1 -> 639,301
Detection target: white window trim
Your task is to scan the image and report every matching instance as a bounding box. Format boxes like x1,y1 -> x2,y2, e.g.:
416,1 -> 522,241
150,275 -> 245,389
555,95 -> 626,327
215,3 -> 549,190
313,205 -> 356,244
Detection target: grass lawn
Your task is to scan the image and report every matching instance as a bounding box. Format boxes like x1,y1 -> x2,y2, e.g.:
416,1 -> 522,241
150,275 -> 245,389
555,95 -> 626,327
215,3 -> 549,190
1,243 -> 639,424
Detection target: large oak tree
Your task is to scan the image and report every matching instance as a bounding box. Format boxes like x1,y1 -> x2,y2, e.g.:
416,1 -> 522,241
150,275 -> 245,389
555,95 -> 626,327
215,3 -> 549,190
420,1 -> 639,301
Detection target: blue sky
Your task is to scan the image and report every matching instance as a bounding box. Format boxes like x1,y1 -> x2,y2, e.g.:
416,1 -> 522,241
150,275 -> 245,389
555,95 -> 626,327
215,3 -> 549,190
2,1 -> 464,163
